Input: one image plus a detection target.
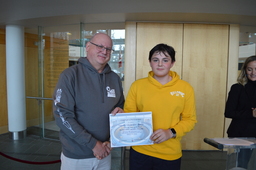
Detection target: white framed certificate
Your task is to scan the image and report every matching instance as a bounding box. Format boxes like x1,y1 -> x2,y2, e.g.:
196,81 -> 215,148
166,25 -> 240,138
109,112 -> 153,147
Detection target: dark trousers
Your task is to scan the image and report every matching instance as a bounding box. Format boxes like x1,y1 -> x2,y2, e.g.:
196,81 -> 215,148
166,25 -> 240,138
129,147 -> 181,170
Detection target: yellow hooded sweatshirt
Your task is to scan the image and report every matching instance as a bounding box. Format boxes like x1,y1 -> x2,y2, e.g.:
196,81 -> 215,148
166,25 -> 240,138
124,71 -> 197,160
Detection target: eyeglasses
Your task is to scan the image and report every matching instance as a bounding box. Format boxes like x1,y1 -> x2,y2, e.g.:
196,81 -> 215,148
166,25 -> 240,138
89,41 -> 114,53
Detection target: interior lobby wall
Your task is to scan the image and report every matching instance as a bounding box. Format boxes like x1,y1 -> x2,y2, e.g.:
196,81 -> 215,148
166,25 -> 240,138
0,29 -> 69,134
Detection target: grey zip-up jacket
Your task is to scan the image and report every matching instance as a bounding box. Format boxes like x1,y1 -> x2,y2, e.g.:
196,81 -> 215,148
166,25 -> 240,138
53,57 -> 125,159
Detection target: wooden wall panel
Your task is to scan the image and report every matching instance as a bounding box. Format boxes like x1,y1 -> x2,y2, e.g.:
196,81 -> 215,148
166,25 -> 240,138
181,24 -> 229,150
136,23 -> 183,79
224,25 -> 240,137
43,37 -> 69,121
130,23 -> 235,150
25,33 -> 40,126
25,33 -> 38,48
0,29 -> 5,44
0,29 -> 8,133
124,22 -> 137,97
25,34 -> 69,126
0,44 -> 8,133
25,46 -> 40,126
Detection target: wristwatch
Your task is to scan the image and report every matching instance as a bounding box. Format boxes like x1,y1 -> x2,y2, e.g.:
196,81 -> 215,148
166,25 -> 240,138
170,128 -> 176,138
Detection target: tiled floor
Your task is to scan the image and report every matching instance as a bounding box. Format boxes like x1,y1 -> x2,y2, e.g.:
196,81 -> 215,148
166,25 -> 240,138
0,124 -> 124,170
0,128 -> 62,170
0,122 -> 228,170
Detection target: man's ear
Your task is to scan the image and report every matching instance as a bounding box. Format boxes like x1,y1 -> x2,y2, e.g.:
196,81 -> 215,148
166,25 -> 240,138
85,42 -> 90,52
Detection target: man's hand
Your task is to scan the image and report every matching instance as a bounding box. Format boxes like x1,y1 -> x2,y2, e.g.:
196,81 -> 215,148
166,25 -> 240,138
111,107 -> 124,116
102,141 -> 112,153
92,141 -> 110,160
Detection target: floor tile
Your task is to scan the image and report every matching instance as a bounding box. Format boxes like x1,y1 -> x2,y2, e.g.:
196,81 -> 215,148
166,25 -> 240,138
0,125 -> 228,170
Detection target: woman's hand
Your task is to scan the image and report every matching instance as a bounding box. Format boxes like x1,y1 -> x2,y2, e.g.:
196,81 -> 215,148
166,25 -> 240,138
150,129 -> 173,144
252,108 -> 256,118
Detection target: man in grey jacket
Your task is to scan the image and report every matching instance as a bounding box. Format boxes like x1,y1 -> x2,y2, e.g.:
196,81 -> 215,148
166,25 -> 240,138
53,33 -> 125,170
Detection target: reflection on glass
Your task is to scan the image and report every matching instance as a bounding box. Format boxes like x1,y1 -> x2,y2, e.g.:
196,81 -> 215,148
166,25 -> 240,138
109,29 -> 125,81
68,29 -> 125,81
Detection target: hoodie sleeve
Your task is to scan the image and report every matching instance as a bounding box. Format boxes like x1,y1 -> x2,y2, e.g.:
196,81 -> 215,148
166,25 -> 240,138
53,70 -> 97,150
174,83 -> 197,138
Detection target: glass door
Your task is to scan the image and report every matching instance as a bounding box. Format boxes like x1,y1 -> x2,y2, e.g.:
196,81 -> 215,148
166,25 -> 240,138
25,24 -> 125,139
25,24 -> 80,139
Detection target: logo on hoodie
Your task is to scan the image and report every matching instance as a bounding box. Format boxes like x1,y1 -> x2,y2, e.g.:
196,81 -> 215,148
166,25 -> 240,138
106,86 -> 116,98
170,91 -> 185,97
54,89 -> 62,105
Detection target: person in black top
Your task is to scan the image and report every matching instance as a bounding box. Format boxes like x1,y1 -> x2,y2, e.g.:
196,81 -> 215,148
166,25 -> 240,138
224,55 -> 256,169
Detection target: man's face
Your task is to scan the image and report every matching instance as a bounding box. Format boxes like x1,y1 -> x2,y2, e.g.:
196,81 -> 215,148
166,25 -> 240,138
86,33 -> 113,70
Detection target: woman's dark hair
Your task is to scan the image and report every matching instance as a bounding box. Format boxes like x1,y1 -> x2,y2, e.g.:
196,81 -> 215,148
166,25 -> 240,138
237,55 -> 256,85
148,43 -> 176,62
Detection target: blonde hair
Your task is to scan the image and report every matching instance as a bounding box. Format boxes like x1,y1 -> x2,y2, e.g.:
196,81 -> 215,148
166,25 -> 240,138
237,55 -> 256,85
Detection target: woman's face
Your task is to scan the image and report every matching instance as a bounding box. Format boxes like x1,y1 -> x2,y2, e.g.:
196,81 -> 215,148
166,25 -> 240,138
246,60 -> 256,81
149,52 -> 174,78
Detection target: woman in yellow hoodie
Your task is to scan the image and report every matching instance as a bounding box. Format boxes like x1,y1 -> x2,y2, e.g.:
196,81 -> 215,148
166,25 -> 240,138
124,43 -> 197,170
